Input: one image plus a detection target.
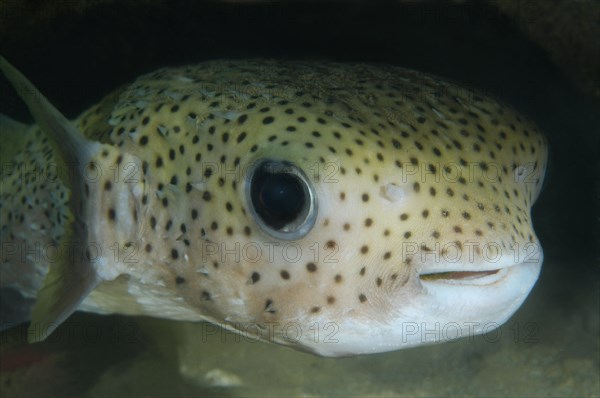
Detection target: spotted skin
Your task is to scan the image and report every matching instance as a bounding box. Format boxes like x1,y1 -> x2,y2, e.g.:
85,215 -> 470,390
1,59 -> 548,356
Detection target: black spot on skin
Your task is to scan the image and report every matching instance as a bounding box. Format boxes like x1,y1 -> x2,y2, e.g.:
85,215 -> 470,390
171,249 -> 179,259
359,294 -> 367,303
306,262 -> 317,272
280,270 -> 290,280
175,276 -> 185,285
265,299 -> 276,313
251,272 -> 260,284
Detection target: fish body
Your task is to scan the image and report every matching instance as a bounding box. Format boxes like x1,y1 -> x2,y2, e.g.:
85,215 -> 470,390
0,58 -> 548,356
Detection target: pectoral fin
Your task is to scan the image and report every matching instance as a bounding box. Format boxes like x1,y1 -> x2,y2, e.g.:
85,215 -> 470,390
0,56 -> 102,342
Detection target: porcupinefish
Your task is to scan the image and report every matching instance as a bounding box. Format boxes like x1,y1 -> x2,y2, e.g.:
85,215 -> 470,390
0,57 -> 547,356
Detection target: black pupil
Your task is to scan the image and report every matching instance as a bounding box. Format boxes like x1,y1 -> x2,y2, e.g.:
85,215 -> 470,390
251,165 -> 306,230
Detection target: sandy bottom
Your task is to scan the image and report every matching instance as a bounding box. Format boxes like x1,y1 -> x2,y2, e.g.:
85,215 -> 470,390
1,258 -> 597,397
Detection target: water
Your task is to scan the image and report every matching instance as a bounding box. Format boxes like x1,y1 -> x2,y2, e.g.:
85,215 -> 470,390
1,1 -> 598,396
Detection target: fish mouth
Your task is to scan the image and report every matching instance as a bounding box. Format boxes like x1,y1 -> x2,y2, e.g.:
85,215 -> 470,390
419,269 -> 500,281
418,267 -> 509,285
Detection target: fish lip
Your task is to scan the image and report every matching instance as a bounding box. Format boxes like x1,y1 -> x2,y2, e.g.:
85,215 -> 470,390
417,255 -> 539,286
419,268 -> 501,281
418,266 -> 512,286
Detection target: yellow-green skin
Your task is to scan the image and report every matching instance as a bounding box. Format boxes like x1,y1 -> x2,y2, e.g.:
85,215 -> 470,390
0,60 -> 548,356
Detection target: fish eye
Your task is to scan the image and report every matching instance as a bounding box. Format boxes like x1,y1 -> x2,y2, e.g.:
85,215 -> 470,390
246,159 -> 317,240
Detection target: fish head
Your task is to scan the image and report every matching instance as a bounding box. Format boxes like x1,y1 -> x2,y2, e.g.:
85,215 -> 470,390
143,62 -> 548,356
